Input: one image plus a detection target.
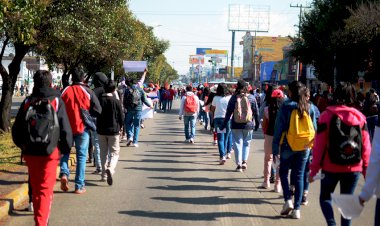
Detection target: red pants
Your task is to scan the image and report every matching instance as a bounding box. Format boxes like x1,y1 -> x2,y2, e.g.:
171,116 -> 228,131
24,149 -> 59,226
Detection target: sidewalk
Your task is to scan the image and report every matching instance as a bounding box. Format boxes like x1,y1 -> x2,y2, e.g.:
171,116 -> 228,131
0,152 -> 77,223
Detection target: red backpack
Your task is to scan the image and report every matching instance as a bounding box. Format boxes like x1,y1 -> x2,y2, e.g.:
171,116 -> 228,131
184,94 -> 197,113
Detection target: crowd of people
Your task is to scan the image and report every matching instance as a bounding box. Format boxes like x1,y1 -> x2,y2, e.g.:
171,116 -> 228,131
178,79 -> 379,225
11,68 -> 379,226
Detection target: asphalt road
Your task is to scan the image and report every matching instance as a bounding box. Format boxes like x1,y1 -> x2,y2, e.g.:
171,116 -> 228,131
5,100 -> 376,226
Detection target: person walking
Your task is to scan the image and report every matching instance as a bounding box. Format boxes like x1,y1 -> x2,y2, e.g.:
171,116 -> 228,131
168,85 -> 176,111
309,82 -> 371,226
12,70 -> 73,226
179,85 -> 200,143
211,83 -> 232,164
359,121 -> 380,226
97,80 -> 124,185
124,77 -> 153,148
60,68 -> 102,194
272,81 -> 317,219
259,88 -> 284,192
220,80 -> 255,172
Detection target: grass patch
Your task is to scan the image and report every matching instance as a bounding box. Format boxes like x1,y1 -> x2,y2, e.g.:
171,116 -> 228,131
0,132 -> 21,171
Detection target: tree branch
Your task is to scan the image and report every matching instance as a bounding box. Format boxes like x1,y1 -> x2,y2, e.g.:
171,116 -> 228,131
0,35 -> 10,60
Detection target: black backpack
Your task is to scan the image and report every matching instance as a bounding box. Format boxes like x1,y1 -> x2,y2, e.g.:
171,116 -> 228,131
24,97 -> 60,155
124,87 -> 140,108
328,115 -> 362,165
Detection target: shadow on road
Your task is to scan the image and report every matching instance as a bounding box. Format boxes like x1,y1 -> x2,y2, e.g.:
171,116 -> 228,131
119,210 -> 282,221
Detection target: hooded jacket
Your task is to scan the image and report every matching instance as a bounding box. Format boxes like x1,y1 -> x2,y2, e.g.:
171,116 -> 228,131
12,87 -> 73,155
61,82 -> 102,135
309,105 -> 371,178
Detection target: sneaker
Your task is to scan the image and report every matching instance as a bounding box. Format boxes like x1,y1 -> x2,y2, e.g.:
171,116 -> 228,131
140,124 -> 145,129
92,168 -> 101,174
184,139 -> 190,143
230,149 -> 234,153
242,161 -> 248,170
106,169 -> 113,186
213,140 -> 217,145
60,175 -> 69,192
190,138 -> 195,144
126,138 -> 133,146
301,195 -> 309,206
270,174 -> 275,184
280,200 -> 294,216
226,153 -> 232,159
290,209 -> 301,219
219,157 -> 226,165
236,165 -> 243,172
274,184 -> 282,193
131,143 -> 139,148
74,187 -> 86,194
259,182 -> 270,189
27,202 -> 34,212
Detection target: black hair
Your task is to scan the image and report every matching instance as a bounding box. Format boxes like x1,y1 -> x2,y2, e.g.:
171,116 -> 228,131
333,82 -> 357,107
186,85 -> 192,92
104,80 -> 116,93
71,68 -> 86,82
288,81 -> 309,117
216,83 -> 228,97
33,70 -> 52,87
235,79 -> 248,94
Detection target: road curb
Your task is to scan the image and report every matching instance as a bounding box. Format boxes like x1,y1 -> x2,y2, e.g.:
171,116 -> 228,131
0,152 -> 77,221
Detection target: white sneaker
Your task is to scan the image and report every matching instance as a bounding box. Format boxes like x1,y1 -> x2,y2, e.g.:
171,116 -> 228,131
226,153 -> 232,159
185,139 -> 190,143
126,138 -> 133,146
213,140 -> 217,145
291,209 -> 301,219
28,202 -> 34,212
140,124 -> 145,129
280,200 -> 294,216
131,143 -> 139,148
219,157 -> 226,165
190,138 -> 195,144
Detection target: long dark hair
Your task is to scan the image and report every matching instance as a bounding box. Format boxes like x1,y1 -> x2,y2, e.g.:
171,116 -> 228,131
333,82 -> 357,107
216,83 -> 228,97
289,81 -> 309,117
267,96 -> 285,135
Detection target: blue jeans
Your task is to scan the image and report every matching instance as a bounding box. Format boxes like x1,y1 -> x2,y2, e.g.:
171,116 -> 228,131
290,151 -> 311,193
91,130 -> 101,170
279,145 -> 310,210
319,171 -> 360,226
183,115 -> 196,140
74,131 -> 90,190
231,129 -> 253,165
162,100 -> 168,112
367,115 -> 378,143
168,100 -> 173,110
125,110 -> 142,144
214,118 -> 232,158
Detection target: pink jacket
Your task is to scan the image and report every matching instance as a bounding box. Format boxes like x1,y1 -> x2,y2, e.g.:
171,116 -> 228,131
309,105 -> 371,178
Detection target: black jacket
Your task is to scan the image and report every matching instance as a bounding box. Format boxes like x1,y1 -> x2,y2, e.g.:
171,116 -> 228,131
97,93 -> 124,135
12,87 -> 73,155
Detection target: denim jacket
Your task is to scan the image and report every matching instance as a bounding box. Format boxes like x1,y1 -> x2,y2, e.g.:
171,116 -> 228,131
272,99 -> 317,156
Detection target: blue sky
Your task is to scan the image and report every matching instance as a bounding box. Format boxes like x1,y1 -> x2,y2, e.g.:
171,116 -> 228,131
129,0 -> 310,74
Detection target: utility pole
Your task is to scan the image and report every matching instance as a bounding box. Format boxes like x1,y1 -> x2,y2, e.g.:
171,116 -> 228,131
290,3 -> 311,81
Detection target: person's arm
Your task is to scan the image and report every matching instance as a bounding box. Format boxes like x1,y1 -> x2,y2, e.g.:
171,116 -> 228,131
361,122 -> 372,177
57,98 -> 73,155
137,68 -> 147,87
359,127 -> 379,203
12,100 -> 27,150
116,99 -> 124,128
309,114 -> 329,180
272,104 -> 287,156
89,90 -> 102,117
179,96 -> 185,117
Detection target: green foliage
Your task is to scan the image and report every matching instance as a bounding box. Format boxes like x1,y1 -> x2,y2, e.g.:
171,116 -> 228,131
290,0 -> 378,83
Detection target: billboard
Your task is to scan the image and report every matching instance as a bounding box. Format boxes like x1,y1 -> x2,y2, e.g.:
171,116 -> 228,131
189,55 -> 204,64
205,50 -> 228,57
243,32 -> 253,71
260,60 -> 288,82
228,4 -> 270,32
255,36 -> 292,62
196,48 -> 212,55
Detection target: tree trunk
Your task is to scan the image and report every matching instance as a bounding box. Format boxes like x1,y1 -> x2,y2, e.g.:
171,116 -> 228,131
0,43 -> 30,132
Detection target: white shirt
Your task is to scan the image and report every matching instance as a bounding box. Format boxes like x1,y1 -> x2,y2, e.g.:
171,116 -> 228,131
211,95 -> 231,119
